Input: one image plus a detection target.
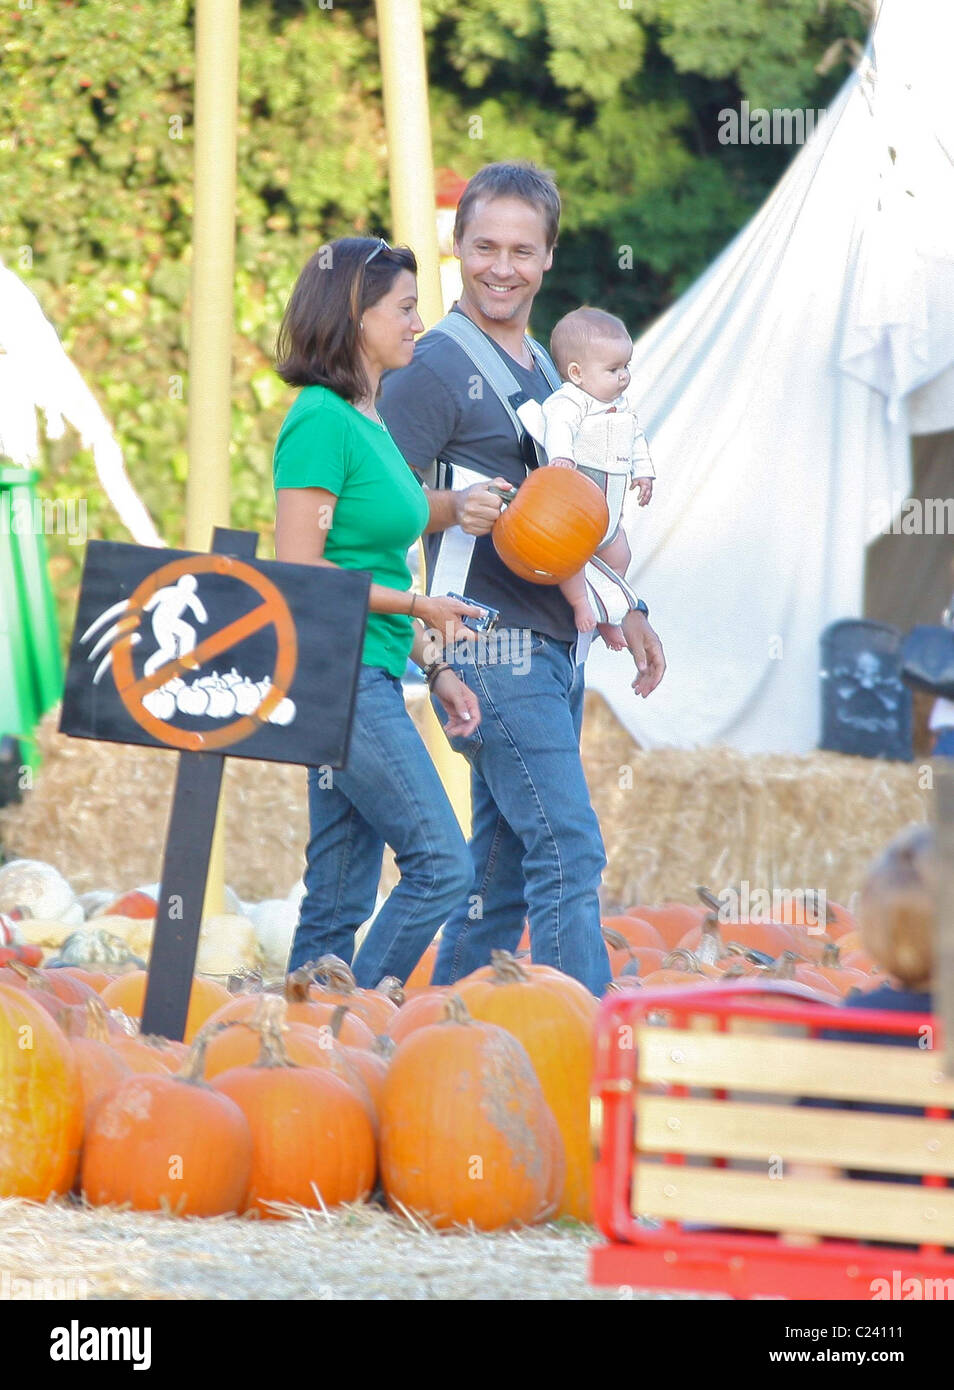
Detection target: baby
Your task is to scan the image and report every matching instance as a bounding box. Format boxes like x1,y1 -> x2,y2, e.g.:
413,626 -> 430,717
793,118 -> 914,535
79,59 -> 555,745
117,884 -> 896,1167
544,306 -> 654,653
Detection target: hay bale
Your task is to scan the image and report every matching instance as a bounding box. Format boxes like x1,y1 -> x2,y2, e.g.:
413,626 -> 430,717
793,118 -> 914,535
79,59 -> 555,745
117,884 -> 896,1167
0,698 -> 930,916
0,1196 -> 695,1301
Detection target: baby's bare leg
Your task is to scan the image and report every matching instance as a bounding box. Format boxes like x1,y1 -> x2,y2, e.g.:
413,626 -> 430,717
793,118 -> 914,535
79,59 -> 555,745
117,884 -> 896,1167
560,570 -> 596,632
595,528 -> 632,651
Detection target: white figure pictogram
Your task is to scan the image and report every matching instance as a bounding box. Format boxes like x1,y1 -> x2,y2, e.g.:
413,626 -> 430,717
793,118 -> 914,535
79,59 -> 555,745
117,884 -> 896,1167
142,574 -> 208,677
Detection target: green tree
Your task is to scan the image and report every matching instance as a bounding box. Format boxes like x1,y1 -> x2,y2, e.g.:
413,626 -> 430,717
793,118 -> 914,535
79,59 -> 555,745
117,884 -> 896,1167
0,0 -> 870,654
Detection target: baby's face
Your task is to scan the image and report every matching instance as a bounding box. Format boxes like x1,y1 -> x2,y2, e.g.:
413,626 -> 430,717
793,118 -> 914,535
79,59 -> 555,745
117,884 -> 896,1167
572,334 -> 632,402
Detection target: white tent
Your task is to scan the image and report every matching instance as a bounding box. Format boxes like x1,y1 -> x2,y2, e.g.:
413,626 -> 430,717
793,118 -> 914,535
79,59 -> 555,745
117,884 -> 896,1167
586,0 -> 954,753
0,257 -> 163,547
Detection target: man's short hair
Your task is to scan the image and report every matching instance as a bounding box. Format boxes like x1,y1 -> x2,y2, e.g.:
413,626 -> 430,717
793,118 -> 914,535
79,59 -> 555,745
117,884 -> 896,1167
454,162 -> 561,250
549,307 -> 631,379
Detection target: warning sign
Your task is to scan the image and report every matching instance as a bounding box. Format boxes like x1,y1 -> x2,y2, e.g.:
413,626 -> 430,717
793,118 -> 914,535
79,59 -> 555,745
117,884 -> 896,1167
60,541 -> 369,769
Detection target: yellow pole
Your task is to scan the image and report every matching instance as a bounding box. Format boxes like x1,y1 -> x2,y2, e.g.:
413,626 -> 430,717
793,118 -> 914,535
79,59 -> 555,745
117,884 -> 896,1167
186,0 -> 240,919
376,0 -> 471,835
375,0 -> 443,331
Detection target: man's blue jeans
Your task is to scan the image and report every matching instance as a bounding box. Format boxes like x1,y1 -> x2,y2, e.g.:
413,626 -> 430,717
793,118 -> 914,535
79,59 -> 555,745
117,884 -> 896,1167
289,664 -> 472,987
432,630 -> 612,996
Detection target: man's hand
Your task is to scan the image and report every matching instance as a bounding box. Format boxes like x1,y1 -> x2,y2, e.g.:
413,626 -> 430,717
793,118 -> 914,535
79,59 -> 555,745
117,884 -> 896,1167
433,669 -> 481,737
454,476 -> 512,535
621,609 -> 666,698
549,457 -> 577,470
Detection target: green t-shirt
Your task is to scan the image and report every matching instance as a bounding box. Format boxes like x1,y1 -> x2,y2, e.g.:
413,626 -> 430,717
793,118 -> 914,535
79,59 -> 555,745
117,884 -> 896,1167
273,384 -> 429,677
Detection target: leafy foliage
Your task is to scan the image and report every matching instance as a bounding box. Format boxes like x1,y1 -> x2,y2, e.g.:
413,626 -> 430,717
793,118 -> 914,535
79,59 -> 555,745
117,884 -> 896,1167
0,0 -> 868,651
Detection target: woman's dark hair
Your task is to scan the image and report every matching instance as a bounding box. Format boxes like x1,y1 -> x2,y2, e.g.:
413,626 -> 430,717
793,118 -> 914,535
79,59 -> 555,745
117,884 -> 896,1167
275,237 -> 417,401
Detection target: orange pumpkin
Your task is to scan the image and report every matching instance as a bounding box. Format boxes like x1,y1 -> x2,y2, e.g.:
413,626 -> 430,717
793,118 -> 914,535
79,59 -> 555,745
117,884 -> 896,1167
206,976 -> 376,1050
456,951 -> 598,1222
100,890 -> 157,919
678,912 -> 795,961
212,1002 -> 376,1217
202,1015 -> 334,1079
72,1038 -> 133,1130
380,994 -> 561,1230
492,468 -> 609,585
404,942 -> 438,993
0,984 -> 84,1200
100,971 -> 231,1044
53,967 -> 116,994
81,1033 -> 252,1215
386,988 -> 451,1045
113,1034 -> 190,1075
307,956 -> 398,1035
601,915 -> 667,954
601,925 -> 639,976
629,903 -> 707,950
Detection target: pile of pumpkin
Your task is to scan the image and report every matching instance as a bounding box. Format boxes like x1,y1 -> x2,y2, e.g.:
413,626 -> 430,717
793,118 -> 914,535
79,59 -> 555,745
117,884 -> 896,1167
594,888 -> 888,999
0,951 -> 597,1232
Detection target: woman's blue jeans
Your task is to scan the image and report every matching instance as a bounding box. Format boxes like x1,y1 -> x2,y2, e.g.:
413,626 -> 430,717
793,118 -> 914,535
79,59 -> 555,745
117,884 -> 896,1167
288,665 -> 472,987
430,629 -> 612,996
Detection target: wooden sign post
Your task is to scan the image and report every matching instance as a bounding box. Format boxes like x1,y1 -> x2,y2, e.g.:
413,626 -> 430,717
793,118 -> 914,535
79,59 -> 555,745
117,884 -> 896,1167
60,527 -> 369,1040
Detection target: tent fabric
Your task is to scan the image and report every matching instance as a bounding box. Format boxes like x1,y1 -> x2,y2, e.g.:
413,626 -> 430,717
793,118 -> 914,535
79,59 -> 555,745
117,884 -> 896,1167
0,258 -> 162,547
585,0 -> 954,753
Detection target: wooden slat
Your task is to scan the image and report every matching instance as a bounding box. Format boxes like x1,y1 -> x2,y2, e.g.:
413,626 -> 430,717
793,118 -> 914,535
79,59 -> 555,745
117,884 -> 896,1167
633,1163 -> 954,1244
637,1026 -> 953,1107
637,1095 -> 954,1176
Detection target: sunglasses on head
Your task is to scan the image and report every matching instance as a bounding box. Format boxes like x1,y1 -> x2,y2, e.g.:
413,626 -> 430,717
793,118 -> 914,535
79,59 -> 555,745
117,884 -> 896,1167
365,237 -> 391,265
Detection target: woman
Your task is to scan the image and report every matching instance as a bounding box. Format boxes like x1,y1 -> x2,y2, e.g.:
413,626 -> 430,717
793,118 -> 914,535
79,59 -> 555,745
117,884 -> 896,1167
273,237 -> 480,985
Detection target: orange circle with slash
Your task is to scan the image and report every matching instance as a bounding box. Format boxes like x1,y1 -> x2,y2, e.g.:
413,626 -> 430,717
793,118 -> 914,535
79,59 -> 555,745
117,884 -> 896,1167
110,554 -> 298,752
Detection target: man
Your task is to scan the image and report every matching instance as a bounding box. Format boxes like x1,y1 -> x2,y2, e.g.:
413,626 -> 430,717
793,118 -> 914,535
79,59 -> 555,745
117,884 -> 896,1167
379,161 -> 665,994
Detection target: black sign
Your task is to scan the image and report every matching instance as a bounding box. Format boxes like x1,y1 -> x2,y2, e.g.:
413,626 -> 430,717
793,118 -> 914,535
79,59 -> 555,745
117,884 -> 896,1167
60,541 -> 369,770
819,619 -> 912,761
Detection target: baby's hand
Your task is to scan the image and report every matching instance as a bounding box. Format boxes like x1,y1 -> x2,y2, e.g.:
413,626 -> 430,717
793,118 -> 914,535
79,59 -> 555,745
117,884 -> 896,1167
549,457 -> 577,469
634,477 -> 653,505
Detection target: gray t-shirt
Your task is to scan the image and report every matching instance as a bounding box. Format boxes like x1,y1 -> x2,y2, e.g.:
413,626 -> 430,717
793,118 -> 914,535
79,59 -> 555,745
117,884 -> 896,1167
378,308 -> 578,643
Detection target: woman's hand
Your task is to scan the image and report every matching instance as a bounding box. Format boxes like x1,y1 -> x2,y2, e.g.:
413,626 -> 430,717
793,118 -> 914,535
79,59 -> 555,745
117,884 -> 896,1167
417,594 -> 486,644
433,668 -> 481,737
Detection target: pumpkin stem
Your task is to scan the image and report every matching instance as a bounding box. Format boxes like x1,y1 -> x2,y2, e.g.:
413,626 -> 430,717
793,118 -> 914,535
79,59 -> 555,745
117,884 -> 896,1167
695,885 -> 723,914
310,955 -> 358,995
373,1034 -> 397,1062
821,941 -> 841,968
252,994 -> 296,1068
489,949 -> 530,983
329,1004 -> 352,1041
176,1027 -> 219,1084
443,993 -> 473,1025
600,926 -> 635,954
376,976 -> 405,1006
82,996 -> 111,1042
285,969 -> 313,1005
696,915 -> 725,965
770,952 -> 799,981
661,949 -> 702,974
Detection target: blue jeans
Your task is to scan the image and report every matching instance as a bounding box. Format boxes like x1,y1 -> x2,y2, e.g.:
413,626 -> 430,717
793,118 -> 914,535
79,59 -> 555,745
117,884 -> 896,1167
935,728 -> 954,757
431,630 -> 612,996
289,665 -> 472,987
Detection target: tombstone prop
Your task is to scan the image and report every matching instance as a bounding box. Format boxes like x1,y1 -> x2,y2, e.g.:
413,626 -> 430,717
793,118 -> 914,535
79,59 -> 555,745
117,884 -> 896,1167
819,619 -> 913,761
60,529 -> 369,1038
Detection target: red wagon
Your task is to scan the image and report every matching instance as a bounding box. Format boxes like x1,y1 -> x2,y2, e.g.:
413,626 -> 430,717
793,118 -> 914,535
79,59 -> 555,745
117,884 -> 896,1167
589,982 -> 954,1299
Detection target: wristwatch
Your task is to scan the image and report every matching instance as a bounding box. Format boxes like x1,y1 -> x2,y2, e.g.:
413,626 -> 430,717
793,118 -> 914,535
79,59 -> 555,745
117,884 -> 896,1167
631,597 -> 650,620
